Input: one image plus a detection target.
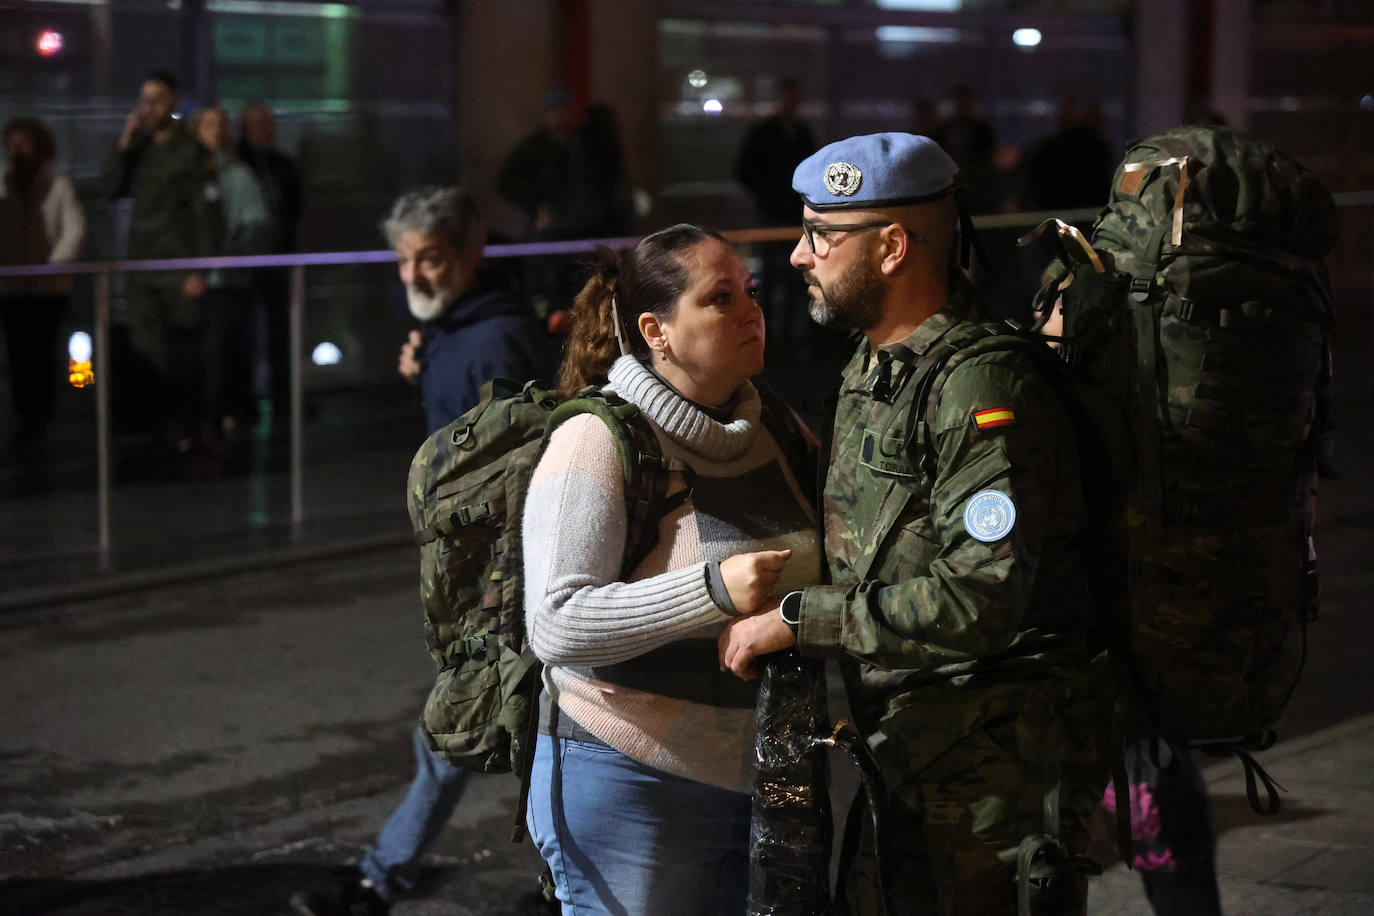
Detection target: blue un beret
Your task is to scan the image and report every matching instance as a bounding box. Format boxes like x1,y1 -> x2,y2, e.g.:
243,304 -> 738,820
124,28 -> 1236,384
792,132 -> 959,212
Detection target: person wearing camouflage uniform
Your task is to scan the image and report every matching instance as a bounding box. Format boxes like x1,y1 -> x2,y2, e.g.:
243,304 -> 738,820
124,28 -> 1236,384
102,70 -> 222,454
719,133 -> 1109,914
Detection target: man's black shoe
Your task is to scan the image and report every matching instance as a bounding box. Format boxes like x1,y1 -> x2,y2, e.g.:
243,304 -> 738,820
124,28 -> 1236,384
289,874 -> 390,916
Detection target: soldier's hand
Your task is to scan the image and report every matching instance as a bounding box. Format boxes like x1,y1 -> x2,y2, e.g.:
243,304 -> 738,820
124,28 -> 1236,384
718,610 -> 796,681
398,330 -> 422,384
720,548 -> 791,616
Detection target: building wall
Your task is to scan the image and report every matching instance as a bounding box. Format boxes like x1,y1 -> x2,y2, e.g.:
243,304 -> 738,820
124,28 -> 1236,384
455,1 -> 562,243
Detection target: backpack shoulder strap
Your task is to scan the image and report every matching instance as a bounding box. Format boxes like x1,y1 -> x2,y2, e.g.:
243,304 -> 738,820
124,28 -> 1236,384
903,322 -> 1047,485
546,390 -> 674,576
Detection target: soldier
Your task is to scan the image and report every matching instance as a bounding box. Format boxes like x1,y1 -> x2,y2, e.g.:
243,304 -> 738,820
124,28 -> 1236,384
102,70 -> 221,460
718,133 -> 1109,914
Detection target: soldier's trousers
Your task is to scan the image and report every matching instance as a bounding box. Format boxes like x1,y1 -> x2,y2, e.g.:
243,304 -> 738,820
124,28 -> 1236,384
840,713 -> 1104,916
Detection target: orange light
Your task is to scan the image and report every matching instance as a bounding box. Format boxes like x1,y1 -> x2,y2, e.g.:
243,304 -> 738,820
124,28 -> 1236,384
36,29 -> 65,58
69,358 -> 93,388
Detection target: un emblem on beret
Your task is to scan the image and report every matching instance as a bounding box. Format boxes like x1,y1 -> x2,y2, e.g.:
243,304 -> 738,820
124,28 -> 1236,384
823,161 -> 862,197
964,489 -> 1016,542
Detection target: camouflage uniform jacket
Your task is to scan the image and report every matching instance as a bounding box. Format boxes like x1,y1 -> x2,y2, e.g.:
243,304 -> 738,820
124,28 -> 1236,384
102,125 -> 222,267
794,305 -> 1097,741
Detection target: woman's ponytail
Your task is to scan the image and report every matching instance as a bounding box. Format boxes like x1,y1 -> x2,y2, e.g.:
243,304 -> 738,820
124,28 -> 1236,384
557,246 -> 625,398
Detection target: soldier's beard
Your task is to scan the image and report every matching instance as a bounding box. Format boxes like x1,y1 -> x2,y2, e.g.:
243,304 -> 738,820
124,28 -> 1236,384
406,283 -> 456,322
805,252 -> 885,332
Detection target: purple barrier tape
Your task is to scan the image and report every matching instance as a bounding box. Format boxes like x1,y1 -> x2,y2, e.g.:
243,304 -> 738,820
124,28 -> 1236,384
5,196 -> 1369,279
0,234 -> 644,279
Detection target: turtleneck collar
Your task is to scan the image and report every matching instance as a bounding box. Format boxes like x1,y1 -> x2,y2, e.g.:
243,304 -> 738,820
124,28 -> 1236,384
606,355 -> 760,463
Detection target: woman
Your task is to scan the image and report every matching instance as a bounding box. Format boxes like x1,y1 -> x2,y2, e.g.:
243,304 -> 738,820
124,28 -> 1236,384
522,224 -> 822,914
189,105 -> 271,436
0,117 -> 86,461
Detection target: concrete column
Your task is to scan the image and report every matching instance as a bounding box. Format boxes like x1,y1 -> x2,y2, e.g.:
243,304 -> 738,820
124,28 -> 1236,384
587,0 -> 662,197
1134,0 -> 1188,135
455,1 -> 562,240
1211,0 -> 1252,130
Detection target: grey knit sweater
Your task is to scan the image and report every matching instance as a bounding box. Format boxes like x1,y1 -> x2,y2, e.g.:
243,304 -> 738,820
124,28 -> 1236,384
523,356 -> 821,792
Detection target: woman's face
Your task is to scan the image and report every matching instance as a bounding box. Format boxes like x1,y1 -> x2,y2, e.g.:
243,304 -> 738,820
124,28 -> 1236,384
646,237 -> 765,406
197,109 -> 227,150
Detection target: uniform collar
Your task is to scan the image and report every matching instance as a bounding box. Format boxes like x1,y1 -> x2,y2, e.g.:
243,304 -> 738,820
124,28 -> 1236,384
860,301 -> 964,374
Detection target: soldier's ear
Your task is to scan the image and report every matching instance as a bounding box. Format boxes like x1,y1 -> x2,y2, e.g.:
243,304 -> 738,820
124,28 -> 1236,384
878,223 -> 911,276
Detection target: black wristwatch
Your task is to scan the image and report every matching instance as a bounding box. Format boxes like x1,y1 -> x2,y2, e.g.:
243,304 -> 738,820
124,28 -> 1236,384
779,590 -> 803,635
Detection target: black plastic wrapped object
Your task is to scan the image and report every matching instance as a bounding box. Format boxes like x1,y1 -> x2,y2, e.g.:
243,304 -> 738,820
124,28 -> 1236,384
747,650 -> 833,916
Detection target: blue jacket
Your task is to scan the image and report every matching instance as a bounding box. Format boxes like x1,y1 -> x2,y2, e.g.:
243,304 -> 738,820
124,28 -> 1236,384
419,278 -> 551,433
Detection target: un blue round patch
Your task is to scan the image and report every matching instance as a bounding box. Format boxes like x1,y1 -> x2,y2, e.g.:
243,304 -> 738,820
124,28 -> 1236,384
964,489 -> 1016,542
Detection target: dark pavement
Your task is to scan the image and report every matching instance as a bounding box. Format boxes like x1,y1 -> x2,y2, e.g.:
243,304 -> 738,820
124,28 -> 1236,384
1,336 -> 1371,915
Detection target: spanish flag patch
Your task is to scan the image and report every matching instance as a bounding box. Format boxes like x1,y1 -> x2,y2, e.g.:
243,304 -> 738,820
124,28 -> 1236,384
973,407 -> 1016,430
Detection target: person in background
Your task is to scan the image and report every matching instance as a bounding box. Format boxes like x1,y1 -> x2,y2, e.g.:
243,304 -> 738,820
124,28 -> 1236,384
1024,98 -> 1115,212
0,117 -> 86,462
498,90 -> 582,325
102,69 -> 222,464
498,90 -> 577,242
560,102 -> 634,240
388,187 -> 552,432
190,104 -> 272,439
290,186 -> 550,916
523,223 -> 822,913
735,78 -> 816,231
734,78 -> 818,359
238,103 -> 304,426
933,84 -> 1000,215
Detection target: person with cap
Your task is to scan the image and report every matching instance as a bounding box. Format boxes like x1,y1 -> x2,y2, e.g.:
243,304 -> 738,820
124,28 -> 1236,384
497,90 -> 577,241
718,132 -> 1110,914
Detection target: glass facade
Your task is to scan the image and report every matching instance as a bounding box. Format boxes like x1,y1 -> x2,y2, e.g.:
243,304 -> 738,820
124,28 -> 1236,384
656,2 -> 1131,220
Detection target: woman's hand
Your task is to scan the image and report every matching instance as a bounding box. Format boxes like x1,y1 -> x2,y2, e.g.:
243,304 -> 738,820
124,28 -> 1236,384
718,610 -> 796,681
720,548 -> 791,616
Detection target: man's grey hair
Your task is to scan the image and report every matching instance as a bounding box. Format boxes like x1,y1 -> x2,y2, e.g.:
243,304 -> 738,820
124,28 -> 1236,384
380,186 -> 483,253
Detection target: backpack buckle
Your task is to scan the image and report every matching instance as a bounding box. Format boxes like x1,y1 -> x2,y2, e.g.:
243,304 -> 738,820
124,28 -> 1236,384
1129,276 -> 1152,302
454,502 -> 491,526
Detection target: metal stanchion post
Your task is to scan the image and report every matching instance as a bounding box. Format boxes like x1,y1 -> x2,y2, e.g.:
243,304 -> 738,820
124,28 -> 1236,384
95,270 -> 113,562
290,263 -> 305,528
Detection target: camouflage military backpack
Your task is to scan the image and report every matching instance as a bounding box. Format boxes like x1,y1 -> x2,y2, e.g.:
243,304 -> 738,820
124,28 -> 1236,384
406,379 -> 671,836
1022,125 -> 1337,813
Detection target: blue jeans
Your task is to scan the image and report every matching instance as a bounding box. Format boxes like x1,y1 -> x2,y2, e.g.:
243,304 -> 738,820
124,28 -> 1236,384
359,725 -> 470,900
526,733 -> 751,916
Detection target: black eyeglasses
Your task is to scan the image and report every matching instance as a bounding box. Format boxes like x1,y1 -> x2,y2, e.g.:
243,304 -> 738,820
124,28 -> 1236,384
800,219 -> 895,256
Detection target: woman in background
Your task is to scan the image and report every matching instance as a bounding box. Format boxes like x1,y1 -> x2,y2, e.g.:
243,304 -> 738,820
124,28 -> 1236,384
190,105 -> 271,439
0,117 -> 86,462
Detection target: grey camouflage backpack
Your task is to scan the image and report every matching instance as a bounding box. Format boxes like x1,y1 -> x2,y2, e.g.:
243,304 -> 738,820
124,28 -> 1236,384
1024,124 -> 1337,821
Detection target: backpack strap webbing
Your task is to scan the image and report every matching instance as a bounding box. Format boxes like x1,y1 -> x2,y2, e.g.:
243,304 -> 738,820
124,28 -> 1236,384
1130,295 -> 1165,538
546,393 -> 676,573
902,322 -> 1050,487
